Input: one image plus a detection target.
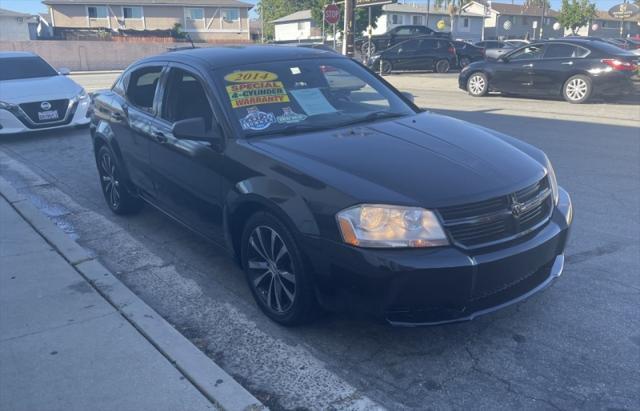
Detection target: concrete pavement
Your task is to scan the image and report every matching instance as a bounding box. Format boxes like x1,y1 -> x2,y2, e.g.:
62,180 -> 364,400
0,181 -> 263,411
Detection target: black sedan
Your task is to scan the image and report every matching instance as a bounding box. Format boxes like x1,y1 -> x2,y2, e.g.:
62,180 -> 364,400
90,46 -> 572,326
459,39 -> 639,103
368,37 -> 458,74
358,25 -> 450,55
452,40 -> 484,68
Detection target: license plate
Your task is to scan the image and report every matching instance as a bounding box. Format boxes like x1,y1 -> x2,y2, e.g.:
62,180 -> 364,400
38,110 -> 59,121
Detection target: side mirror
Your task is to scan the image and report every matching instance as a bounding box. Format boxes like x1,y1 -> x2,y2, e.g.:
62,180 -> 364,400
59,67 -> 71,75
401,91 -> 415,103
172,117 -> 221,143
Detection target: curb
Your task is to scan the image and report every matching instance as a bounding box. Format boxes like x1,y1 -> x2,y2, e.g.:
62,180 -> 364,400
0,176 -> 265,411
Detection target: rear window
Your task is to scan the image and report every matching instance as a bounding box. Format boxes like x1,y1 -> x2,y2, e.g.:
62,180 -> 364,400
0,56 -> 58,81
593,41 -> 637,56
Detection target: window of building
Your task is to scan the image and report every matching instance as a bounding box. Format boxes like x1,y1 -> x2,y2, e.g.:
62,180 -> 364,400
88,6 -> 108,19
222,8 -> 239,23
391,14 -> 401,24
297,21 -> 306,31
123,6 -> 142,19
185,7 -> 204,21
601,20 -> 607,28
463,17 -> 469,28
412,15 -> 422,25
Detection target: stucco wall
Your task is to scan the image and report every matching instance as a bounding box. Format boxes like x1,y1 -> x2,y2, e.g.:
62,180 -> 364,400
0,16 -> 34,41
274,21 -> 312,41
0,40 -> 241,71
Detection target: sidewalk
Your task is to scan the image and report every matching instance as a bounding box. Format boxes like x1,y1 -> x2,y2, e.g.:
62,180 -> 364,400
0,182 -> 263,411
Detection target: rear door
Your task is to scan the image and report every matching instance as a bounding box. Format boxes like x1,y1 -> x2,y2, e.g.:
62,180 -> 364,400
393,39 -> 422,70
532,43 -> 589,94
147,64 -> 226,243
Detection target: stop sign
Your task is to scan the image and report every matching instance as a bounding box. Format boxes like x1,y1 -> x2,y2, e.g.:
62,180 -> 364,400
324,4 -> 340,25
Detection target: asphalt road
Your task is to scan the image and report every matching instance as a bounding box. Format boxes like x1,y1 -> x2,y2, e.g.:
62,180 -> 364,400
1,73 -> 639,410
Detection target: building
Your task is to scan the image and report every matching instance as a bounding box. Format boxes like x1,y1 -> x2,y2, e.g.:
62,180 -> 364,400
272,10 -> 322,42
463,1 -> 561,40
568,11 -> 640,38
43,0 -> 253,42
375,3 -> 485,42
0,8 -> 38,41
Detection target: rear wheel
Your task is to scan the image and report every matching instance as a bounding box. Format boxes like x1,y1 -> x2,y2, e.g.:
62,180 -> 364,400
96,145 -> 142,215
435,59 -> 450,73
562,74 -> 592,104
241,212 -> 319,326
467,72 -> 488,97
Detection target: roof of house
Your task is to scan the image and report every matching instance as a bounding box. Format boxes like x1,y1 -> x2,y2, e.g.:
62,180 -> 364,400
272,9 -> 313,24
0,7 -> 34,17
383,3 -> 483,17
43,0 -> 253,8
472,1 -> 559,17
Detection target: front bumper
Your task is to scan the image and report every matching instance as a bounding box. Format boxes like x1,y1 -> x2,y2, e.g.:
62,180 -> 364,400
0,98 -> 90,135
304,188 -> 573,326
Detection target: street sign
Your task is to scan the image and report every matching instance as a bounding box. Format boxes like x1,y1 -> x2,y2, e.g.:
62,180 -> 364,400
608,3 -> 639,19
324,4 -> 340,25
356,0 -> 396,8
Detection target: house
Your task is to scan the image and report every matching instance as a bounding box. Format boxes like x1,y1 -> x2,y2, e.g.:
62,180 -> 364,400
375,3 -> 485,42
568,10 -> 640,38
42,0 -> 253,42
463,1 -> 561,40
272,10 -> 322,42
0,8 -> 38,41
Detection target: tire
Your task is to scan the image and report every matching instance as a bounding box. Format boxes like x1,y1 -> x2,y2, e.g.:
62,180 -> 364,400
562,74 -> 592,104
380,60 -> 392,75
96,145 -> 143,215
435,59 -> 450,73
467,72 -> 488,97
241,211 -> 320,326
459,57 -> 471,68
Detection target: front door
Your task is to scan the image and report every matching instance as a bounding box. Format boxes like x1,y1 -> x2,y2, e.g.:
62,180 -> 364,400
492,44 -> 545,94
147,65 -> 226,244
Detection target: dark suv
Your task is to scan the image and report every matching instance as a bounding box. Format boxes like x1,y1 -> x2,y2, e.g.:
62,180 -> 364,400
369,37 -> 458,74
90,46 -> 572,326
359,25 -> 450,55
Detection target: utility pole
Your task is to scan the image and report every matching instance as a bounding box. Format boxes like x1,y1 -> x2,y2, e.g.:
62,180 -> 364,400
342,0 -> 355,56
426,0 -> 431,28
539,1 -> 545,40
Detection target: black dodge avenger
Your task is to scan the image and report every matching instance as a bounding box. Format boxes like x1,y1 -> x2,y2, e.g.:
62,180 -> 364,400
90,46 -> 573,326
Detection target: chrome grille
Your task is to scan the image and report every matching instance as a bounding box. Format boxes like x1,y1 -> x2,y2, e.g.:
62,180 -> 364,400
438,178 -> 553,249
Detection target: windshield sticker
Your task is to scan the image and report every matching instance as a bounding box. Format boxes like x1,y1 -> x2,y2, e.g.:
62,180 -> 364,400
239,107 -> 276,131
289,88 -> 336,116
290,67 -> 301,75
277,107 -> 307,124
224,70 -> 278,83
227,81 -> 290,108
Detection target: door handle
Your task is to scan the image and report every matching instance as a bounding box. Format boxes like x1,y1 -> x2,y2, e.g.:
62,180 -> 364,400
152,132 -> 168,144
561,61 -> 574,65
522,63 -> 533,68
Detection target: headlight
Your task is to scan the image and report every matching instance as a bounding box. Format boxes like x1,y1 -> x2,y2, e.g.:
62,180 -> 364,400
0,101 -> 17,110
546,158 -> 559,206
336,204 -> 449,248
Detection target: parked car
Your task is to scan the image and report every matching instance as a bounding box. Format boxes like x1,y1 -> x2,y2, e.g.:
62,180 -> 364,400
451,40 -> 485,68
0,52 -> 90,135
459,39 -> 639,103
606,38 -> 640,54
359,25 -> 450,55
90,46 -> 572,326
504,39 -> 530,48
369,37 -> 458,74
475,40 -> 516,59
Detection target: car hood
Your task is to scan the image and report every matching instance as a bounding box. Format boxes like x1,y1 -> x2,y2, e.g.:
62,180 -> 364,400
250,112 -> 547,208
0,75 -> 82,103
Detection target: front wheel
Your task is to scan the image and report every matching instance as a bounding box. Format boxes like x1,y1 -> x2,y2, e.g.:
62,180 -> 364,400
459,57 -> 471,68
563,75 -> 592,104
435,59 -> 450,73
379,60 -> 392,75
467,72 -> 488,97
96,145 -> 142,215
241,212 -> 319,326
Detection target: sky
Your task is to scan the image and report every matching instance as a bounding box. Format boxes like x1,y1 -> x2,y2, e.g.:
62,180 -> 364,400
0,0 -> 624,16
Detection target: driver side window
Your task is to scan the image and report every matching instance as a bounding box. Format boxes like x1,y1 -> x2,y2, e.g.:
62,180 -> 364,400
161,68 -> 214,131
509,45 -> 545,61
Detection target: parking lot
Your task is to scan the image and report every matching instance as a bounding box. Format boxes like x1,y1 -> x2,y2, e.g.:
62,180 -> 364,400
1,71 -> 638,410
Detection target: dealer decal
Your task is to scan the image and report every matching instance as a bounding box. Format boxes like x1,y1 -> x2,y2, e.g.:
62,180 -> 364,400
224,70 -> 278,83
227,81 -> 290,108
239,107 -> 276,131
277,107 -> 307,124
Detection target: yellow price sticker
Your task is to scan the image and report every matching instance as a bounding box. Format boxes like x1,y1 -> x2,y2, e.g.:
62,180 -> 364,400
224,70 -> 278,83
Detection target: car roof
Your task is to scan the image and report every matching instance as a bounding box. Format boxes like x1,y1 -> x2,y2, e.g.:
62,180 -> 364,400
0,51 -> 38,59
137,45 -> 345,70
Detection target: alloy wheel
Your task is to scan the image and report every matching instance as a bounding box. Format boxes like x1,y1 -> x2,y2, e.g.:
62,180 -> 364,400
436,60 -> 450,73
565,78 -> 588,102
246,225 -> 296,314
468,74 -> 486,95
99,151 -> 120,209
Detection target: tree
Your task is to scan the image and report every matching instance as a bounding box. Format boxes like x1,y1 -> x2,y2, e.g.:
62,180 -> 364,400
557,0 -> 597,35
257,0 -> 314,40
523,0 -> 551,7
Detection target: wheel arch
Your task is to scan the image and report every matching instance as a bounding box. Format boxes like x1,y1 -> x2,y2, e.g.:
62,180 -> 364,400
92,122 -> 135,190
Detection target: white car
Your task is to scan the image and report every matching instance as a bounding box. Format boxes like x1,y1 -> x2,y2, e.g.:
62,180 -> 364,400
0,52 -> 90,135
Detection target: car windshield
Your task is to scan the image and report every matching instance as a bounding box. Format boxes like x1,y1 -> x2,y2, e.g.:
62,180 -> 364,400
216,58 -> 416,137
0,56 -> 58,81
